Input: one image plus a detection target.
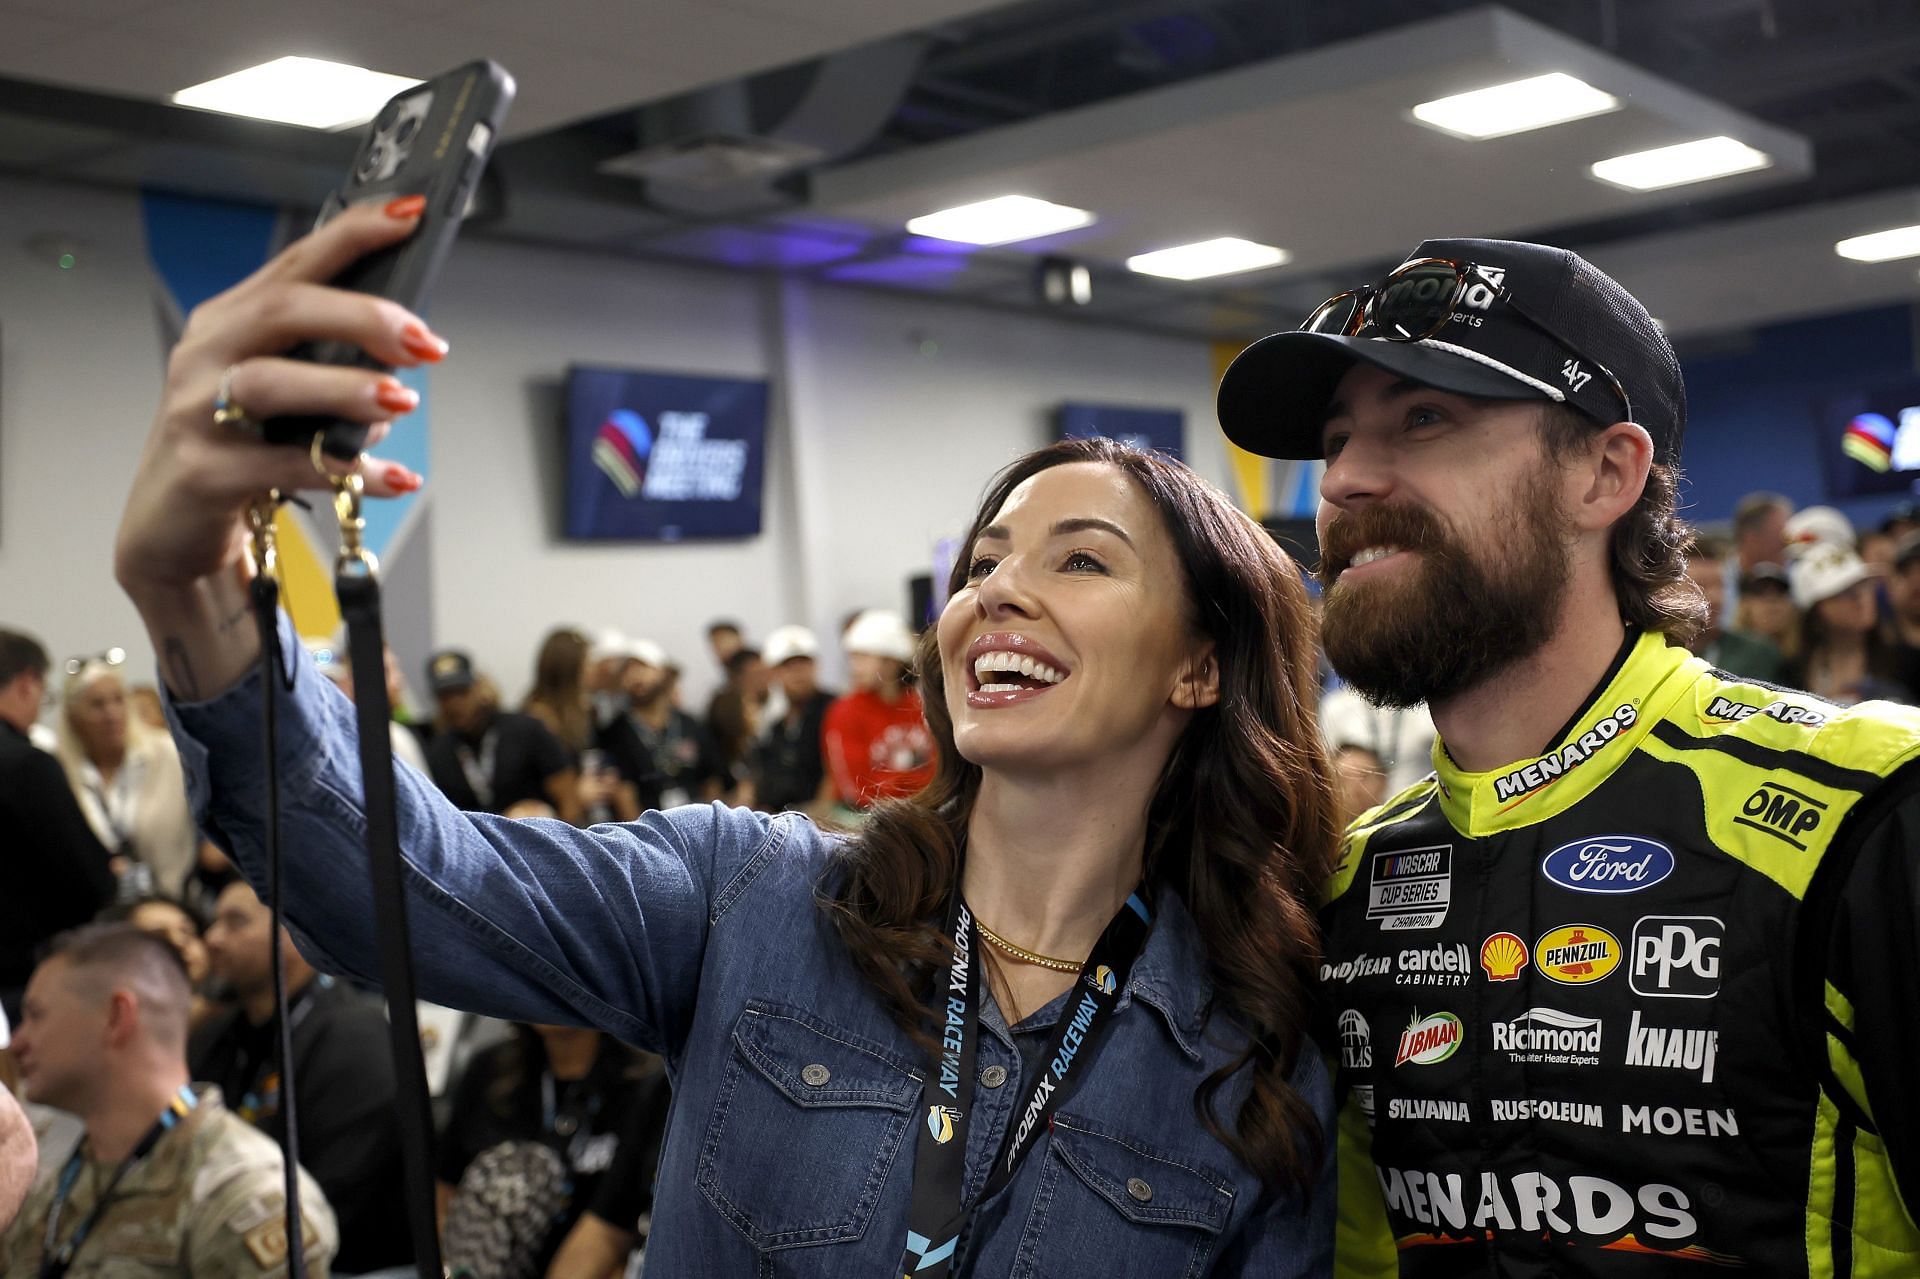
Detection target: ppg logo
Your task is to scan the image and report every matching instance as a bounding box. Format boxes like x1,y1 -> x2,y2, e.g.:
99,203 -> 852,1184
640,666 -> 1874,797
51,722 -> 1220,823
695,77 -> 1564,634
1630,916 -> 1723,999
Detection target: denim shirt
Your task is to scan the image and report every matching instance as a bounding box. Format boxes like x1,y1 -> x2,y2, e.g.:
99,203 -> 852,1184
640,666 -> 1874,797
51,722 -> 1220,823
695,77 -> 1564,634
167,613 -> 1335,1277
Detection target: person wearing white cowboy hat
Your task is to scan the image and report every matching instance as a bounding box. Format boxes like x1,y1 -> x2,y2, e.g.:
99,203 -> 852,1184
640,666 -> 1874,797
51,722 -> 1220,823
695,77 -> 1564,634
822,610 -> 934,815
1785,541 -> 1914,705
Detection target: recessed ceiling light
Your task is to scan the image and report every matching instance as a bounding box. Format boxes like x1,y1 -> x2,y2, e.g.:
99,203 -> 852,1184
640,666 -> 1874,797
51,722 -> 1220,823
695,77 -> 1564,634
905,195 -> 1094,246
1835,225 -> 1920,263
1589,136 -> 1772,191
173,56 -> 422,130
1124,237 -> 1289,281
1412,72 -> 1620,140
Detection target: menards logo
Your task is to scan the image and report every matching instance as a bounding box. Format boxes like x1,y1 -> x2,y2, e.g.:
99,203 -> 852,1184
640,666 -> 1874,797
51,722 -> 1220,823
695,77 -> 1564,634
1494,704 -> 1637,803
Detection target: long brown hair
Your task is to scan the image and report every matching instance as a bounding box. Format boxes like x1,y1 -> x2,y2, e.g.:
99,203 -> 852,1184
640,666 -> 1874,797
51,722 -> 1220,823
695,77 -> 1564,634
522,628 -> 592,753
819,437 -> 1338,1195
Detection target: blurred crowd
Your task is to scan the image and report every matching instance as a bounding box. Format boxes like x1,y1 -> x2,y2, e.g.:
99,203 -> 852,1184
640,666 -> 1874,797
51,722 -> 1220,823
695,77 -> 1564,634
3,490 -> 1917,1273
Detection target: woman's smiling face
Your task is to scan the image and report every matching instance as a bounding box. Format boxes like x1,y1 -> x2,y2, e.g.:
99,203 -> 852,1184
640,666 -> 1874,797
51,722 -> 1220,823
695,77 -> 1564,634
937,461 -> 1214,778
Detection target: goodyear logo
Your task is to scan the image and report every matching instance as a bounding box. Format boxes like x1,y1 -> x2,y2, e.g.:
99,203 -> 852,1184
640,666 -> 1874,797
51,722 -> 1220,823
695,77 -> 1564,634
1735,782 -> 1827,850
1090,965 -> 1116,995
1534,924 -> 1620,986
1479,932 -> 1528,982
926,1104 -> 961,1145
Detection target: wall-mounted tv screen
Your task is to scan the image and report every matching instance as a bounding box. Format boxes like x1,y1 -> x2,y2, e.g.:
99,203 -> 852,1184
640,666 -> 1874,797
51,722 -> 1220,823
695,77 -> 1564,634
564,366 -> 768,541
1819,377 -> 1920,500
1055,402 -> 1185,461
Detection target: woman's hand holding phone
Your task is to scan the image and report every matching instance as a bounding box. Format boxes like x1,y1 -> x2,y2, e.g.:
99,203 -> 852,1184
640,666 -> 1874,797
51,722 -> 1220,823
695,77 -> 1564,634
113,198 -> 446,703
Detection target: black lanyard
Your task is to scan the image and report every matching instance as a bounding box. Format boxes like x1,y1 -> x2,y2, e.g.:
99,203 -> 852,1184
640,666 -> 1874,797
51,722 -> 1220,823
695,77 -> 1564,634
900,888 -> 1153,1277
40,1086 -> 197,1279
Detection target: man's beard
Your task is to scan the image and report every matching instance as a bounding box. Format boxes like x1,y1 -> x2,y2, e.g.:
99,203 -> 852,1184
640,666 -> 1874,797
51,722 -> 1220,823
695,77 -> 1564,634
1317,466 -> 1574,709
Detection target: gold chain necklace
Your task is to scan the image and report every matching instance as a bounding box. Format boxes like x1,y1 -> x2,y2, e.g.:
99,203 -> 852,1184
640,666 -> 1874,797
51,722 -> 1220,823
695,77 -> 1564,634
975,919 -> 1084,973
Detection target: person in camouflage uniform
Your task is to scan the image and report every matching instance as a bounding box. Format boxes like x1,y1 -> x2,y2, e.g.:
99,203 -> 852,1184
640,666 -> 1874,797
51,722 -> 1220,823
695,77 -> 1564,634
2,924 -> 336,1277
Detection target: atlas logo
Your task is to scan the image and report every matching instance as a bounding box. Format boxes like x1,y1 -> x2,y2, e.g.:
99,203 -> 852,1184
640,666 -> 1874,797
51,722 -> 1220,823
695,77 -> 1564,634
1366,844 -> 1451,931
1338,1009 -> 1373,1071
1737,783 -> 1827,850
1376,1166 -> 1726,1259
1395,1011 -> 1464,1067
1534,925 -> 1621,985
1630,916 -> 1722,999
1540,836 -> 1674,894
1704,695 -> 1827,729
926,1104 -> 961,1144
1625,1011 -> 1718,1082
1494,704 -> 1637,803
1480,932 -> 1528,981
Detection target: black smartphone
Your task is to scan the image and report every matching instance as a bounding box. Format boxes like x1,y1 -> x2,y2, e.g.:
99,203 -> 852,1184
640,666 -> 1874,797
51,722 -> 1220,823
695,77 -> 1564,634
265,60 -> 515,460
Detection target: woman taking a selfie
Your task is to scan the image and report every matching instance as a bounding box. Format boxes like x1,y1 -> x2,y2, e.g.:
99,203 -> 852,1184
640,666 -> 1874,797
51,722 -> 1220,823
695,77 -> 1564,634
114,202 -> 1337,1275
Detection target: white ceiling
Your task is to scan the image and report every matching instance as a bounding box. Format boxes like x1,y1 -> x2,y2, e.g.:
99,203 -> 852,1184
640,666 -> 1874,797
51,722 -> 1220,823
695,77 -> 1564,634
0,0 -> 1018,137
814,8 -> 1812,285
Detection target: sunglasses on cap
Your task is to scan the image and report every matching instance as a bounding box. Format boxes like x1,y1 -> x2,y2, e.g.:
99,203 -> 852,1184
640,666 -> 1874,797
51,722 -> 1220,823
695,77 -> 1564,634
1302,257 -> 1633,423
64,647 -> 127,677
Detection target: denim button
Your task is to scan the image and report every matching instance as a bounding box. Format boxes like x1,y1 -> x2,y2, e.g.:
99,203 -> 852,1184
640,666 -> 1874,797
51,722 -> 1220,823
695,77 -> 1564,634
980,1065 -> 1008,1088
1127,1177 -> 1153,1203
801,1063 -> 830,1087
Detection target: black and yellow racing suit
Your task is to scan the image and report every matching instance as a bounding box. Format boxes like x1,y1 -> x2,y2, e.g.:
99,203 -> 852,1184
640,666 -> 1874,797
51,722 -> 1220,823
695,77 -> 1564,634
1322,629 -> 1920,1276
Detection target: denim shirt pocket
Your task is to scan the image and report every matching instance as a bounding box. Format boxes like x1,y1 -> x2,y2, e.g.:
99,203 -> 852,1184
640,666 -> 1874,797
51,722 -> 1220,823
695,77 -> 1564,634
697,1000 -> 921,1251
1016,1112 -> 1236,1279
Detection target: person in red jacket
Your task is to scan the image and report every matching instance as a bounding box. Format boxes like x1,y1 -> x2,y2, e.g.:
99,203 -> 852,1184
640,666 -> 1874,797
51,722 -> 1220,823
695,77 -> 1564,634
821,610 -> 935,811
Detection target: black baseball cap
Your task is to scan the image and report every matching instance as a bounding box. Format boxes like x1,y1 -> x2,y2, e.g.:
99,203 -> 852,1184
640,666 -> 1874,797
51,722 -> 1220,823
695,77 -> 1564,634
426,649 -> 476,694
1217,237 -> 1686,465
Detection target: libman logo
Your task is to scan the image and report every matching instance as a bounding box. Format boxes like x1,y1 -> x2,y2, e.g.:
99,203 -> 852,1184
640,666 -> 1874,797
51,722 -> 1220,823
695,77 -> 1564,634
1535,924 -> 1621,985
1377,1166 -> 1737,1263
1395,1011 -> 1464,1067
1494,704 -> 1638,803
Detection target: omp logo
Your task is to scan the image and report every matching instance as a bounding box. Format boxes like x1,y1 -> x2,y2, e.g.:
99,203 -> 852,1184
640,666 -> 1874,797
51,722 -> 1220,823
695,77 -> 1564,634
1534,925 -> 1621,985
1737,782 -> 1827,850
1704,695 -> 1828,729
1541,836 -> 1674,894
1375,1166 -> 1730,1259
1495,705 -> 1637,803
1395,1011 -> 1464,1067
1629,916 -> 1722,999
926,1104 -> 960,1144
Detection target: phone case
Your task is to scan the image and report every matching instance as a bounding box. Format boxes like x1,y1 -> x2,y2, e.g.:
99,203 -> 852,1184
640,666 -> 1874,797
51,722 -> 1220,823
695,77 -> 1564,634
264,60 -> 515,460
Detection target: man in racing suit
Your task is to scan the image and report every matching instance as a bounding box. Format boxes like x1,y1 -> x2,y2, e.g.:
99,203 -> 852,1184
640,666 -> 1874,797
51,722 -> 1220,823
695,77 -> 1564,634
1217,237 -> 1920,1276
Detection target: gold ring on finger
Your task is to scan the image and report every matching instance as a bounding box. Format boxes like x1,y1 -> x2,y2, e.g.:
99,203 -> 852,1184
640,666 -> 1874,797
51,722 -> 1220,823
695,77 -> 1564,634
212,364 -> 263,436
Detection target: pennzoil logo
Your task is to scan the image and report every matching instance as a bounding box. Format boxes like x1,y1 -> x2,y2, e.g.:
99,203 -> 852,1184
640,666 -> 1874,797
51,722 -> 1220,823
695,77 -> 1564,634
1493,704 -> 1637,803
1534,925 -> 1621,985
1087,965 -> 1117,995
1394,1011 -> 1463,1067
926,1104 -> 961,1144
1479,932 -> 1528,981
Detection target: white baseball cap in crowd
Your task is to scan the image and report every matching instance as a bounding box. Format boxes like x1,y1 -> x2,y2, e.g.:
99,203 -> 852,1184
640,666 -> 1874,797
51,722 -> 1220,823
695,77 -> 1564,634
588,628 -> 629,664
1782,506 -> 1855,561
1790,541 -> 1879,610
763,625 -> 821,668
628,638 -> 671,670
843,610 -> 917,664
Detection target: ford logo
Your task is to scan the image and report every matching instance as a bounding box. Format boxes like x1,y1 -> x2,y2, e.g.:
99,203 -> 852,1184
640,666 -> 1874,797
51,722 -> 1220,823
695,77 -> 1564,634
1541,836 -> 1674,894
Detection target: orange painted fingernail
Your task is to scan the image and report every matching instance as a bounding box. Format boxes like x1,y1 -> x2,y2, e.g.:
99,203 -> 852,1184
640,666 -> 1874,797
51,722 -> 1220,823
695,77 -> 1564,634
399,321 -> 448,362
384,194 -> 427,219
384,464 -> 422,493
374,379 -> 418,414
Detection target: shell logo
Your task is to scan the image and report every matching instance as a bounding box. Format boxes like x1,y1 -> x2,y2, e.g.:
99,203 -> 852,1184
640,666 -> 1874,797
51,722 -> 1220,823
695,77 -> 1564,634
926,1104 -> 961,1144
1533,924 -> 1621,985
1480,932 -> 1529,982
